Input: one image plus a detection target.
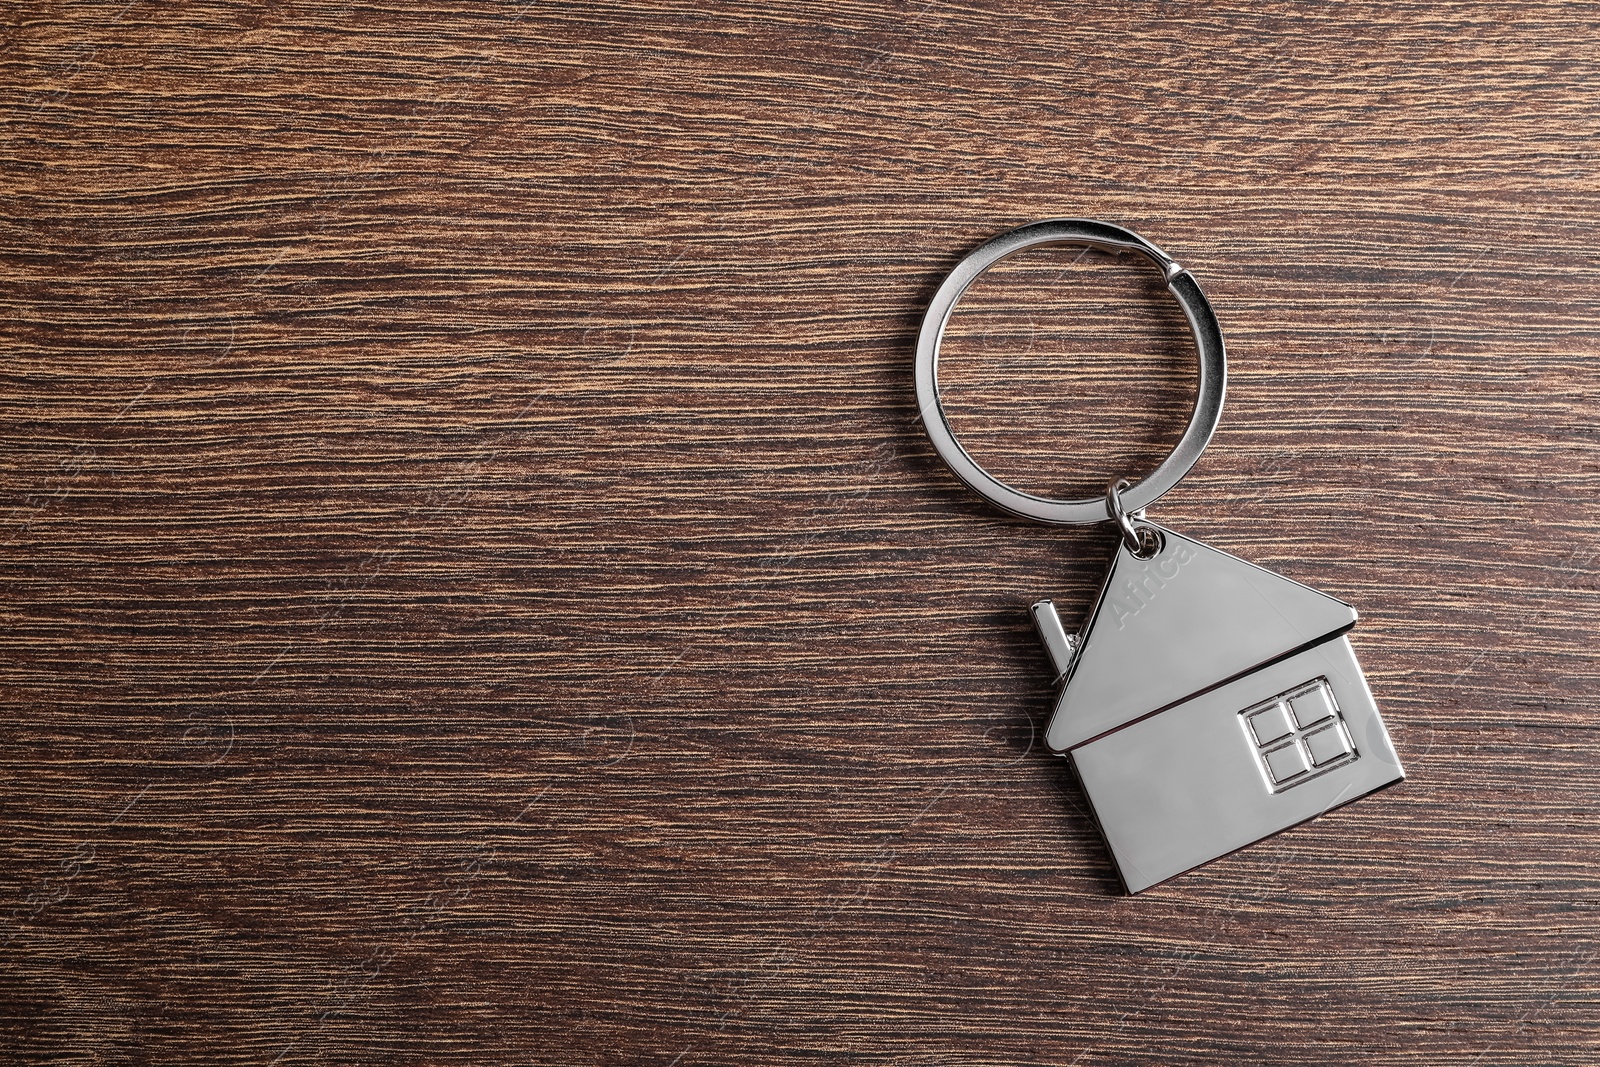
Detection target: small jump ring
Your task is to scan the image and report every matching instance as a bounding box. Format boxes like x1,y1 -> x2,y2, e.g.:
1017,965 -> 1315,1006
914,218 -> 1227,526
1106,478 -> 1157,557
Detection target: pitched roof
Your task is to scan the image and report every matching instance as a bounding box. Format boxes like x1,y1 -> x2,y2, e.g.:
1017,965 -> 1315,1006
1045,523 -> 1358,752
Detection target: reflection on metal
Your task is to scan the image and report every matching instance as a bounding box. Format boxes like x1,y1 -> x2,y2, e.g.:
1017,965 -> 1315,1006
1043,522 -> 1404,893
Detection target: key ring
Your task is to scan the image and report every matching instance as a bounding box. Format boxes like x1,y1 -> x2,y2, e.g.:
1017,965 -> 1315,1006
913,218 -> 1227,525
910,219 -> 1405,895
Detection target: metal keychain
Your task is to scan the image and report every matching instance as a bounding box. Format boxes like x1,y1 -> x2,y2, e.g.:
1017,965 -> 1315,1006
915,218 -> 1404,893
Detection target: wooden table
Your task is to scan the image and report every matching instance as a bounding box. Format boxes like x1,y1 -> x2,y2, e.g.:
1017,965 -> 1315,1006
3,1 -> 1598,1062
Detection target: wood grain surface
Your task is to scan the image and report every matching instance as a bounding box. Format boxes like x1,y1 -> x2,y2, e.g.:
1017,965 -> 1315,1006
3,1 -> 1599,1063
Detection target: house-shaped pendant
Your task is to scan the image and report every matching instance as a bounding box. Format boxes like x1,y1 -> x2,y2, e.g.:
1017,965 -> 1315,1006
1032,523 -> 1404,893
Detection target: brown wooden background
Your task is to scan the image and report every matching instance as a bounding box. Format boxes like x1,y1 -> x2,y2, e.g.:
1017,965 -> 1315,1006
3,1 -> 1598,1063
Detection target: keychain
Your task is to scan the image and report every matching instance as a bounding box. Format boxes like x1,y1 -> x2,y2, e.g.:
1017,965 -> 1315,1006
914,219 -> 1404,893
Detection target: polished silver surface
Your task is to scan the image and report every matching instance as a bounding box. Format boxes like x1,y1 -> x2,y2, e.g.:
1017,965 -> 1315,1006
1030,599 -> 1079,684
1035,519 -> 1401,893
914,218 -> 1226,525
1071,635 -> 1403,893
1044,521 -> 1359,753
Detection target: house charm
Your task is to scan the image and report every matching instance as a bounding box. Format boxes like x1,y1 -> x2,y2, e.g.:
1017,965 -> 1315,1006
1031,522 -> 1405,893
910,218 -> 1406,893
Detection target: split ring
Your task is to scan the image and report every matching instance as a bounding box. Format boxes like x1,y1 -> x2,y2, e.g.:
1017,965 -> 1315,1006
1106,478 -> 1158,557
914,218 -> 1227,525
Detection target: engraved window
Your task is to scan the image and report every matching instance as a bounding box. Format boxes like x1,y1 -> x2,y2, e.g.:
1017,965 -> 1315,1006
1241,678 -> 1357,791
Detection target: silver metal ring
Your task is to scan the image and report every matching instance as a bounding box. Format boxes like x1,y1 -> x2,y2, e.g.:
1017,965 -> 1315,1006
1106,478 -> 1143,553
1106,478 -> 1158,557
914,218 -> 1227,525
